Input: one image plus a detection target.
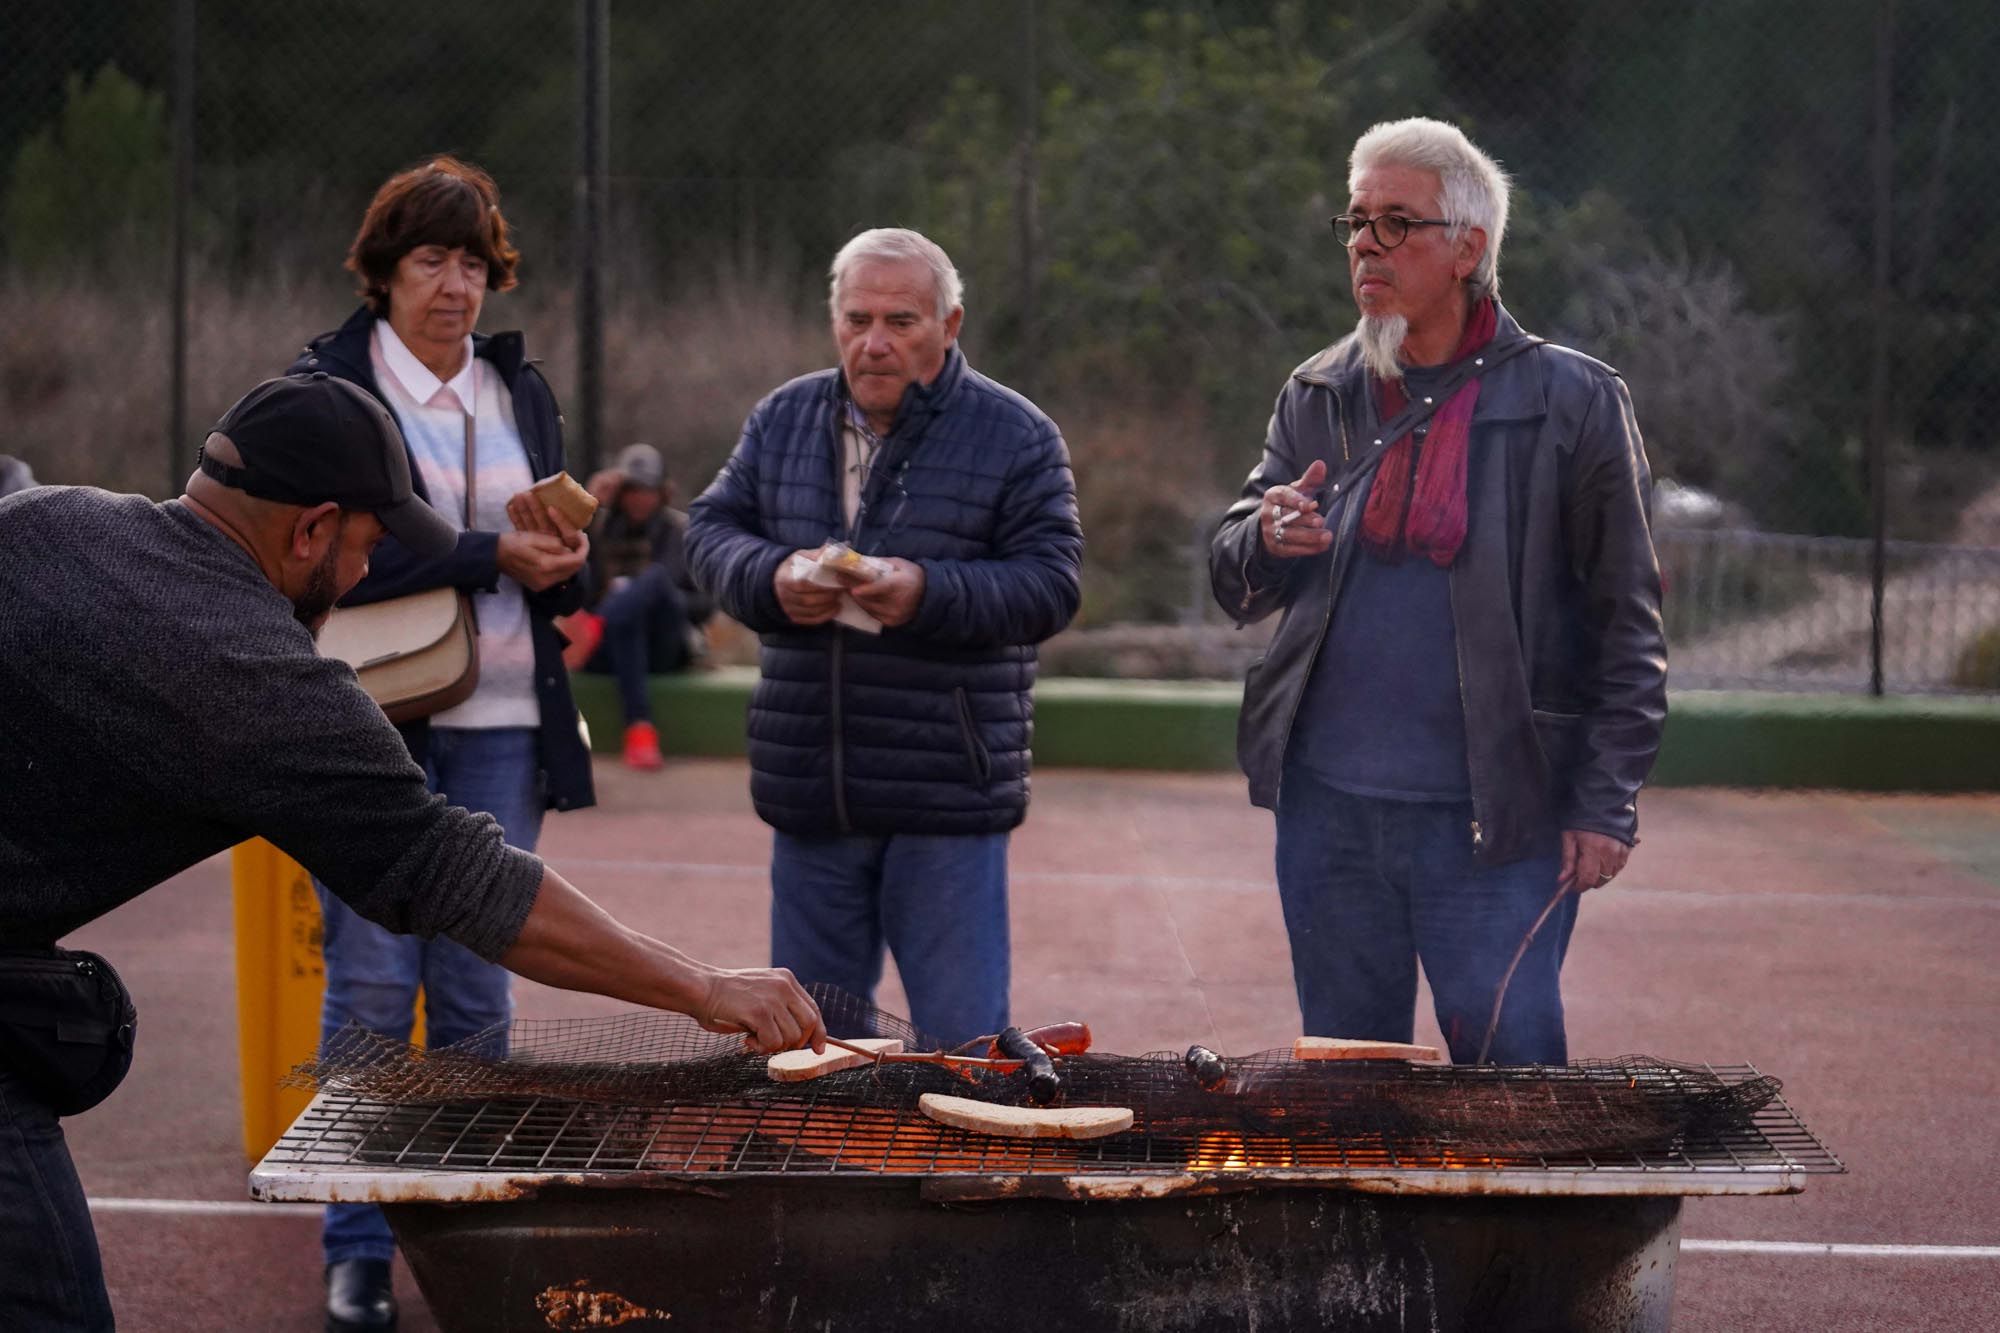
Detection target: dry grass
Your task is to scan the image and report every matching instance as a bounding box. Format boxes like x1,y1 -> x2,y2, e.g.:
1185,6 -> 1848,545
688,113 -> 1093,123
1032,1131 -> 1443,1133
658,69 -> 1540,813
2,265 -> 1228,640
0,263 -> 833,501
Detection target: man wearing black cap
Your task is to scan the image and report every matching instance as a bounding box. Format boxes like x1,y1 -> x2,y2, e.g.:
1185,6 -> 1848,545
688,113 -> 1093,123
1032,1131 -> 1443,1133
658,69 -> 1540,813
0,374 -> 824,1332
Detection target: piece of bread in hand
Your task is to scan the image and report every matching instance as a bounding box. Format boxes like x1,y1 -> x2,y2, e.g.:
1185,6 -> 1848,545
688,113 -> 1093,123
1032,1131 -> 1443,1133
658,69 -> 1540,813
816,541 -> 889,580
530,471 -> 600,529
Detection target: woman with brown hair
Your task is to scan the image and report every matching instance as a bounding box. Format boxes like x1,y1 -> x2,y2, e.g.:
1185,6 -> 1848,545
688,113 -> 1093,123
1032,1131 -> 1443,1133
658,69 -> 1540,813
286,156 -> 592,1332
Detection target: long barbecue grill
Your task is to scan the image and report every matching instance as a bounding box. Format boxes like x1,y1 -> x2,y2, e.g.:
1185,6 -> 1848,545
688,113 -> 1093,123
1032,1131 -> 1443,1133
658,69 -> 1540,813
251,996 -> 1842,1332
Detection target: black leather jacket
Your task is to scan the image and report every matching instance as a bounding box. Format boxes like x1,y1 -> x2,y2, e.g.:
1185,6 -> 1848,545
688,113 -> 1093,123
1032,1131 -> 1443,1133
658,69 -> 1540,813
1209,304 -> 1667,865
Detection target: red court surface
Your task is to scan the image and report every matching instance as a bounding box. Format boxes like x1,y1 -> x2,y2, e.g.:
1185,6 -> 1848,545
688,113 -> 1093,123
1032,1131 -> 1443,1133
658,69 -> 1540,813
59,759 -> 2000,1331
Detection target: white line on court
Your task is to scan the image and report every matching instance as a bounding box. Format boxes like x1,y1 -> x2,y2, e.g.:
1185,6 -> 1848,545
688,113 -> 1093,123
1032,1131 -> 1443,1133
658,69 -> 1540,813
90,1198 -> 317,1217
1682,1239 -> 2000,1259
83,1198 -> 2000,1257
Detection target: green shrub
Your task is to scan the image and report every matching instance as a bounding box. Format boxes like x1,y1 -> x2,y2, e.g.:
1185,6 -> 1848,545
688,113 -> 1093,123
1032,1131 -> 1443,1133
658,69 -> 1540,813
3,65 -> 169,271
1955,626 -> 2000,690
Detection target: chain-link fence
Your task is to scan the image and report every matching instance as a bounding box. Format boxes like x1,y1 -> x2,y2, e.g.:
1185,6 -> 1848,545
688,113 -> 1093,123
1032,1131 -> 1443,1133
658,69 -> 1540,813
5,1 -> 1998,691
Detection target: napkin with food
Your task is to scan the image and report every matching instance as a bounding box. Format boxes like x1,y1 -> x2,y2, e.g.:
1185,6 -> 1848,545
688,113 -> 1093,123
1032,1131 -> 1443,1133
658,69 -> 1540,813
785,542 -> 886,634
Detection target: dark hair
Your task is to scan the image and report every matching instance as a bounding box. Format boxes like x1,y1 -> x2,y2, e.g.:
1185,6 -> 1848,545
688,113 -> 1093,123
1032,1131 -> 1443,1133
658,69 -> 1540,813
345,156 -> 521,315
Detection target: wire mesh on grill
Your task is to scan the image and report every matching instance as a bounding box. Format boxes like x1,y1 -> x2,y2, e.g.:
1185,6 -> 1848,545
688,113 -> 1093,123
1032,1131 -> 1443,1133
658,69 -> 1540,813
288,986 -> 1781,1161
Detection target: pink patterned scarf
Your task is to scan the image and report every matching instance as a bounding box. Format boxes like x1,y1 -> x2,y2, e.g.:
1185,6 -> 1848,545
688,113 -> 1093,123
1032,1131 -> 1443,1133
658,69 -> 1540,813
1360,297 -> 1498,567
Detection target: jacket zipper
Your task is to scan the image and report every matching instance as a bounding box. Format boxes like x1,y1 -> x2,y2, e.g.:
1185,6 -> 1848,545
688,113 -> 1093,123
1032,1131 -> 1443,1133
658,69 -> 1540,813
830,633 -> 851,833
1445,554 -> 1487,856
1269,387 -> 1353,808
829,398 -> 854,834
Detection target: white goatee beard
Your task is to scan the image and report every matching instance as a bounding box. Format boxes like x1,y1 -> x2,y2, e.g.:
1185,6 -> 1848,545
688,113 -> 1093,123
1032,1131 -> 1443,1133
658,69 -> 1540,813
1357,312 -> 1409,383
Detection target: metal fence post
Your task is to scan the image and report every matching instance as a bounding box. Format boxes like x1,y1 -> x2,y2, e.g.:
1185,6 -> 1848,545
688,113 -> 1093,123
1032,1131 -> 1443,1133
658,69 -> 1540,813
169,0 -> 195,496
1867,0 -> 1894,696
1015,0 -> 1040,398
575,0 -> 609,479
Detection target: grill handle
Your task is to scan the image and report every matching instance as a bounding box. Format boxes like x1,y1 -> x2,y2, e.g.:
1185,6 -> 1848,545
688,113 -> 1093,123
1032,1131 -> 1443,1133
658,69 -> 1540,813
994,1026 -> 1062,1105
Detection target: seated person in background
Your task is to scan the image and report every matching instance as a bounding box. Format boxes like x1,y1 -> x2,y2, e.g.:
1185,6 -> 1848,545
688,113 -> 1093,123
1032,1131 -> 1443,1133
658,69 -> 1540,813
560,443 -> 714,770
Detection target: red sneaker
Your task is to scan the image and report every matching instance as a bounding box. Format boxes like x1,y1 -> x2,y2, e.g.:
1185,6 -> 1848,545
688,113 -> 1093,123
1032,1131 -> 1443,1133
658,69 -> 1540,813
623,720 -> 663,770
558,610 -> 604,671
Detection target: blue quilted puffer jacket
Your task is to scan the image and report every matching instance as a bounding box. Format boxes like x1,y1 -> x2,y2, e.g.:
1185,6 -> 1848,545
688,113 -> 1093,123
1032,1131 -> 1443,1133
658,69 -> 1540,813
687,347 -> 1083,837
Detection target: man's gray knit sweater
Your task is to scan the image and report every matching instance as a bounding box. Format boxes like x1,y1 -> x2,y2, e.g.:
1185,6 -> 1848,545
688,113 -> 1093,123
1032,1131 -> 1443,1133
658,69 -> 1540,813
0,487 -> 542,958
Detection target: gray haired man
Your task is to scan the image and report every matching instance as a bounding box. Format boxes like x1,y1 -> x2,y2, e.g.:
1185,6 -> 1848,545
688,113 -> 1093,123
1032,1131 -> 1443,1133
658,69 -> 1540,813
1210,119 -> 1667,1064
688,228 -> 1083,1046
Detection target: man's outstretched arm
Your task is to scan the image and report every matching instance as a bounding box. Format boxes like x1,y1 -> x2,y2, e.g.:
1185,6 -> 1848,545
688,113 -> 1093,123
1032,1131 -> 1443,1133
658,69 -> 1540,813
501,866 -> 826,1055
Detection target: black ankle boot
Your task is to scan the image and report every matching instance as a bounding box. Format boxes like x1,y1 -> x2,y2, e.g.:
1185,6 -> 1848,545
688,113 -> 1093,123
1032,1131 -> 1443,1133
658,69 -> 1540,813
325,1257 -> 397,1332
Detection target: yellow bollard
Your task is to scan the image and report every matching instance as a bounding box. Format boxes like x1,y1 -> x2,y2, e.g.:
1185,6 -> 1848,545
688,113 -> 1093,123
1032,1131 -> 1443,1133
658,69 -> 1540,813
232,840 -> 422,1161
232,839 -> 324,1161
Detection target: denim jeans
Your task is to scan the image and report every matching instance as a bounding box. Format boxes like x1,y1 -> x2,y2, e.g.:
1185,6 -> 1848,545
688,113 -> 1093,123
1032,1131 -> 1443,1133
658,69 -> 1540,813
589,565 -> 691,725
770,830 -> 1009,1048
0,1070 -> 113,1331
1274,767 -> 1574,1065
315,727 -> 543,1265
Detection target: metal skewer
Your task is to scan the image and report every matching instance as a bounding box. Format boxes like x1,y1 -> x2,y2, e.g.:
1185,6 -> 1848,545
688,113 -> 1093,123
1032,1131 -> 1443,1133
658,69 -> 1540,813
822,1035 -> 1024,1072
1473,883 -> 1575,1066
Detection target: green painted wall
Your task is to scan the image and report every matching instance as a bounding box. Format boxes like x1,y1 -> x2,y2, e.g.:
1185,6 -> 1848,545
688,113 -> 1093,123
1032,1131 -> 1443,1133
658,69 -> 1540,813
571,671 -> 2000,791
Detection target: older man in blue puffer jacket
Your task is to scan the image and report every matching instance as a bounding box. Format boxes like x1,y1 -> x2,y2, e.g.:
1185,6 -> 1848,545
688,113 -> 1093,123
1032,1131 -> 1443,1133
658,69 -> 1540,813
687,228 -> 1083,1046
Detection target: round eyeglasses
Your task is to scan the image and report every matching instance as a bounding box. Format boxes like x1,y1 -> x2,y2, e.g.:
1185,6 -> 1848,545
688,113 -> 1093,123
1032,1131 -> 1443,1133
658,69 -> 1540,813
1329,213 -> 1452,249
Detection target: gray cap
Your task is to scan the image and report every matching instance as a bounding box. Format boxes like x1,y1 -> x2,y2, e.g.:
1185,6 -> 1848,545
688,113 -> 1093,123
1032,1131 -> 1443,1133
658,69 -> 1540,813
615,442 -> 665,490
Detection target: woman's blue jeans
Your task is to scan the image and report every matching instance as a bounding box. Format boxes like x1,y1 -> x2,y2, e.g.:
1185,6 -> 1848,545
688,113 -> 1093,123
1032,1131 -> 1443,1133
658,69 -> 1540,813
1274,768 -> 1575,1065
314,727 -> 543,1266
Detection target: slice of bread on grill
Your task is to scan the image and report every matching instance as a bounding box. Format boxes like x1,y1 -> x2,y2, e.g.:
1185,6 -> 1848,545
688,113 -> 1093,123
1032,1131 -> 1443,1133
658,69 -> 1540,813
918,1092 -> 1133,1139
530,471 -> 600,529
1292,1036 -> 1444,1062
766,1037 -> 903,1082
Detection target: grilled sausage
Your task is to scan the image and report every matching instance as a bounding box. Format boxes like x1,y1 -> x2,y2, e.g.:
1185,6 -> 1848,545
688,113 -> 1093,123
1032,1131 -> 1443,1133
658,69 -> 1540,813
1185,1045 -> 1230,1091
994,1026 -> 1063,1105
951,1021 -> 1093,1059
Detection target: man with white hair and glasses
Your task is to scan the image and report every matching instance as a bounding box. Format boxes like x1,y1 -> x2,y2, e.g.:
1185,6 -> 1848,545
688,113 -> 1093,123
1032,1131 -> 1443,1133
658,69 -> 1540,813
688,227 -> 1082,1047
1210,118 -> 1666,1064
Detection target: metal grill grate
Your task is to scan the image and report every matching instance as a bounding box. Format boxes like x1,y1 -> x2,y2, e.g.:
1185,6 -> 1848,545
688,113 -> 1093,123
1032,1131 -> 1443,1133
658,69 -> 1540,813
263,1063 -> 1843,1181
265,996 -> 1842,1188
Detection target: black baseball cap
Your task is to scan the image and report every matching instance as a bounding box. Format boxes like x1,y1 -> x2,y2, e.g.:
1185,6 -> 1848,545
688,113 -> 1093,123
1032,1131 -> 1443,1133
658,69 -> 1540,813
198,373 -> 458,558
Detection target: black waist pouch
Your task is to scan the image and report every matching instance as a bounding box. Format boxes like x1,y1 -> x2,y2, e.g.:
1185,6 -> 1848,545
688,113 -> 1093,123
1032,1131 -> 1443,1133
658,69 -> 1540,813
0,947 -> 138,1116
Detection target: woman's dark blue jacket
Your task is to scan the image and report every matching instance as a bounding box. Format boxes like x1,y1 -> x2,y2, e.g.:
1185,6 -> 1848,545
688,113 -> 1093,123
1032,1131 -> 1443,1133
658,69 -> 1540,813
287,306 -> 595,813
686,347 -> 1082,837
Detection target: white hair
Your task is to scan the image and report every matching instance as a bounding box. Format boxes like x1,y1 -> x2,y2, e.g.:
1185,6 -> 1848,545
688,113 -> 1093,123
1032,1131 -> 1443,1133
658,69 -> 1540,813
828,227 -> 964,321
1349,118 -> 1510,301
1358,313 -> 1410,384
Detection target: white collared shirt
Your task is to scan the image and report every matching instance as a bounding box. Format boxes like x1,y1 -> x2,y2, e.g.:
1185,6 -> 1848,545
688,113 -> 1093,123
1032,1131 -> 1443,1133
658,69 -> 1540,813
369,319 -> 539,730
374,320 -> 477,417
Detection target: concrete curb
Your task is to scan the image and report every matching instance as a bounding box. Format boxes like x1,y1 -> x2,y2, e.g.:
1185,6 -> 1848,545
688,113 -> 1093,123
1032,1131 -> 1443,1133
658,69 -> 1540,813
570,670 -> 2000,792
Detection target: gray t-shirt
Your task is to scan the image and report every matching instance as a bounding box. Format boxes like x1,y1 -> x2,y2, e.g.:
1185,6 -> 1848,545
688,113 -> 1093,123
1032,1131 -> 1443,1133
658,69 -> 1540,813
0,486 -> 542,957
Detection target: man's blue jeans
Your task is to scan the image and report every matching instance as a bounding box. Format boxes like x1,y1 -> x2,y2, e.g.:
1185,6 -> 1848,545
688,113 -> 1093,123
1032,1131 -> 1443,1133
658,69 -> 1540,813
314,727 -> 543,1265
0,1069 -> 113,1331
1274,768 -> 1574,1065
771,830 -> 1009,1048
589,565 -> 691,726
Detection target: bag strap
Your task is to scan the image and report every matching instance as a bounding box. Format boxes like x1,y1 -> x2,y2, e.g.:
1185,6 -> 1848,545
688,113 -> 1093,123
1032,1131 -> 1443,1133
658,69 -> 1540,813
1328,335 -> 1546,498
462,408 -> 476,529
